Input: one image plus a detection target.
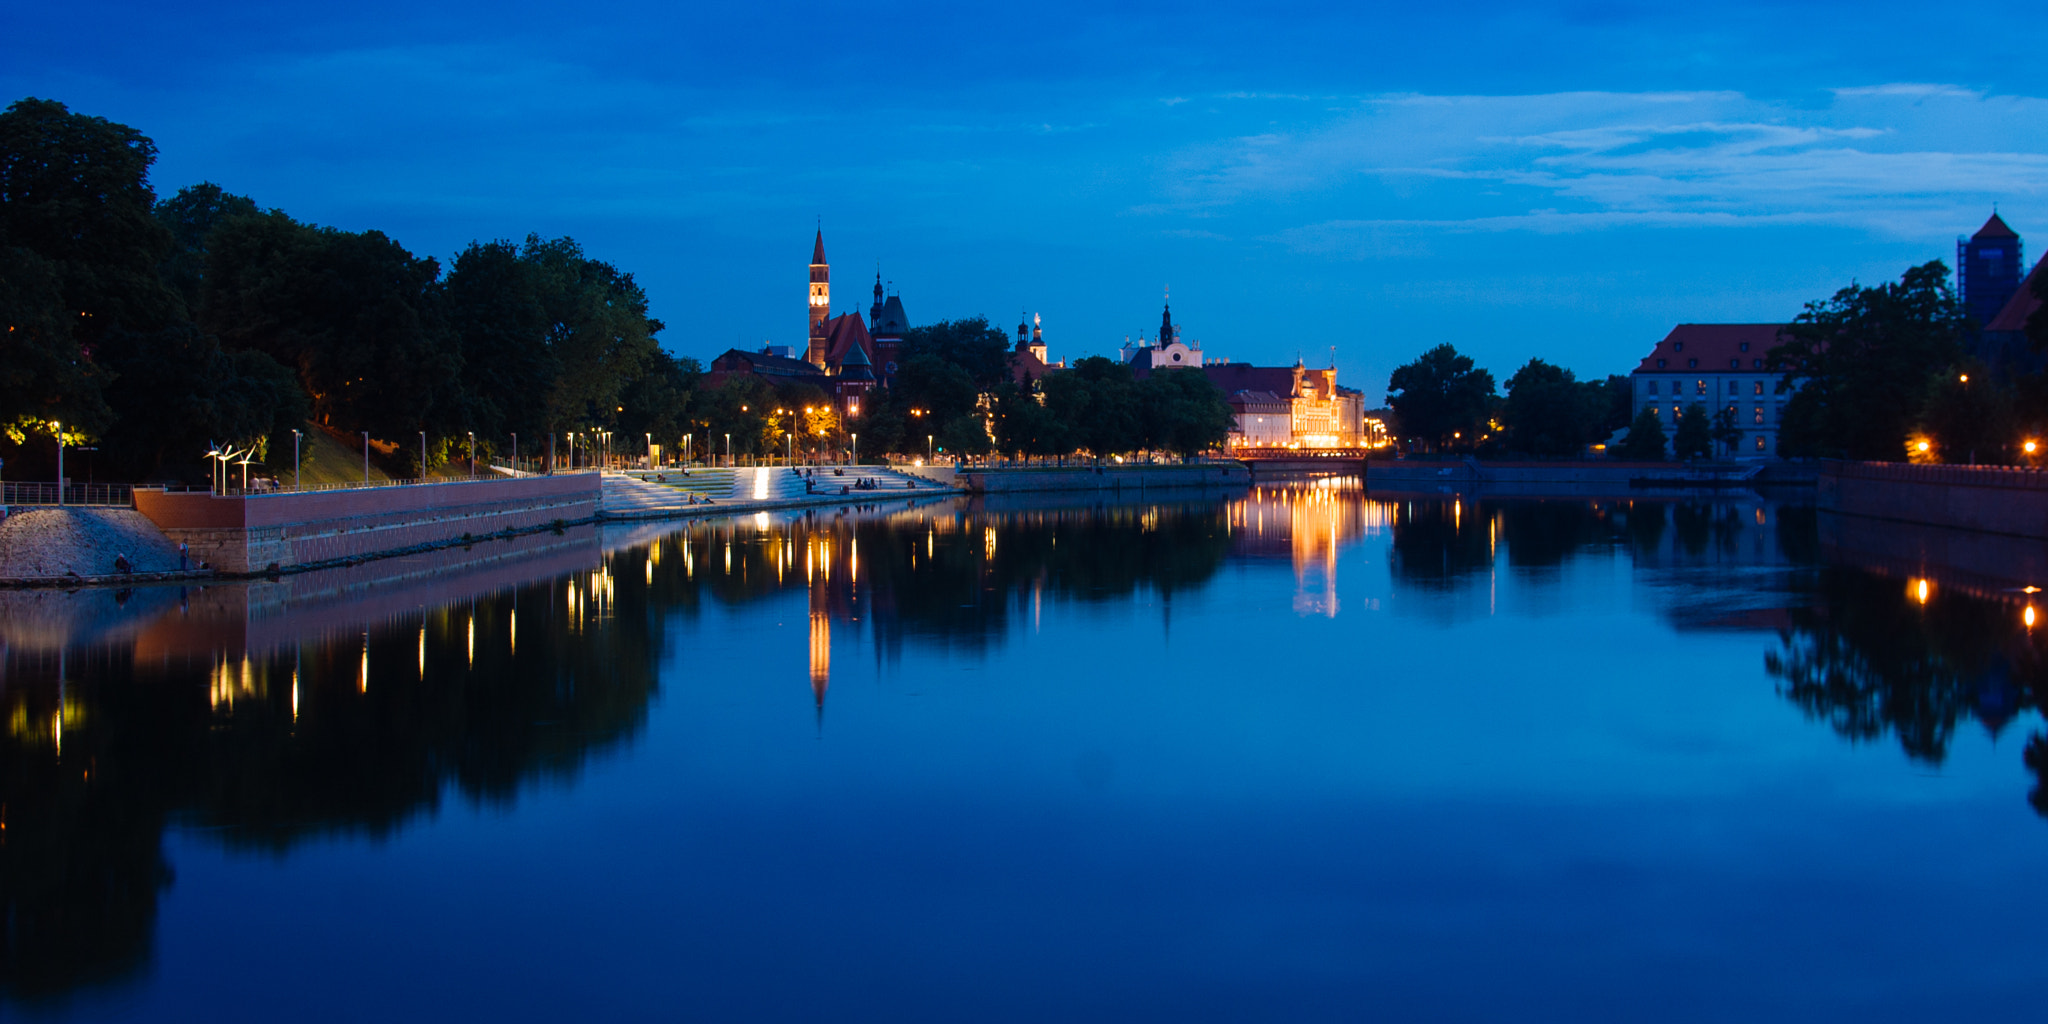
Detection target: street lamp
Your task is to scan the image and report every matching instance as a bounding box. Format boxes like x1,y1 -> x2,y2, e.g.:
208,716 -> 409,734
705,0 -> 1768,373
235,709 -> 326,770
927,434 -> 933,462
292,429 -> 301,490
725,433 -> 731,465
420,431 -> 427,482
646,432 -> 652,470
511,432 -> 518,476
851,432 -> 858,466
362,431 -> 370,485
51,421 -> 62,506
468,431 -> 475,479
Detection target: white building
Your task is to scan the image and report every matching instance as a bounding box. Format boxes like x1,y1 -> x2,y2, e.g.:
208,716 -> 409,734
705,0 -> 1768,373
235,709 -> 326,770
1630,324 -> 1789,459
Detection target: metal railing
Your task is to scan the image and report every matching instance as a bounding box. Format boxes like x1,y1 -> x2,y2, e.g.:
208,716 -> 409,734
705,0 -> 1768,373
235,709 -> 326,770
2,482 -> 134,507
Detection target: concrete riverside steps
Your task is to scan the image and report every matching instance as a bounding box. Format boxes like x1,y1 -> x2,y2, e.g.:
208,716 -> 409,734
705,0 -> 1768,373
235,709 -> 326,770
0,507 -> 185,578
600,467 -> 948,516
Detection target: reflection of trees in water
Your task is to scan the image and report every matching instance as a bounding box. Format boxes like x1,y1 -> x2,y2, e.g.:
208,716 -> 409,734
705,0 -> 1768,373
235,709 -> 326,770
1387,497 -> 1810,589
0,572 -> 664,1003
1765,568 -> 2048,817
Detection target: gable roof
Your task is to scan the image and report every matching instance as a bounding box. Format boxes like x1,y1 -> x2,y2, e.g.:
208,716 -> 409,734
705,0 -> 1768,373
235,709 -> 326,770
713,347 -> 826,378
1192,362 -> 1299,396
1633,324 -> 1787,374
1986,254 -> 2045,333
1974,213 -> 2019,241
820,312 -> 873,368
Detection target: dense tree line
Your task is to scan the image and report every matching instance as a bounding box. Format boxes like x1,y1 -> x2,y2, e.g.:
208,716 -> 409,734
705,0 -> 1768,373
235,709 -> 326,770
1384,343 -> 1630,457
1,98 -> 684,482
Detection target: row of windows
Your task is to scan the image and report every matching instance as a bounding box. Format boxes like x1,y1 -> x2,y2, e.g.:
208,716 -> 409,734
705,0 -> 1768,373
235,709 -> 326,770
1643,404 -> 1780,425
1644,379 -> 1769,397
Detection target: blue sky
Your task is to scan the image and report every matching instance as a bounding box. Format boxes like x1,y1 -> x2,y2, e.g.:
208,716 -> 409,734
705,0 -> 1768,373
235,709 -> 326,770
7,1 -> 2044,396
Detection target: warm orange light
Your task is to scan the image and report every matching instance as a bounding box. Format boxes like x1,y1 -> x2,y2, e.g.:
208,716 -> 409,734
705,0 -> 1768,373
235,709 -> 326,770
2027,440 -> 2039,455
1960,374 -> 1969,383
2027,605 -> 2038,629
1916,440 -> 1931,452
1911,578 -> 1929,605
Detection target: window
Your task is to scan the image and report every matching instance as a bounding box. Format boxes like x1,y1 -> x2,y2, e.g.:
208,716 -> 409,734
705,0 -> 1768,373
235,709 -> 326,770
1729,380 -> 1740,395
1648,380 -> 1660,395
1657,359 -> 1667,369
1753,381 -> 1764,396
1753,405 -> 1764,424
1753,358 -> 1764,369
1695,379 -> 1706,396
1674,341 -> 1685,352
1730,359 -> 1739,369
1688,359 -> 1698,368
1739,342 -> 1750,353
1756,436 -> 1766,452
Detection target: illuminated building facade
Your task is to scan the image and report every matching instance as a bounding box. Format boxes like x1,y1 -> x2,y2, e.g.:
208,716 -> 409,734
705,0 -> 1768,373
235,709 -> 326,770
1629,323 -> 1788,459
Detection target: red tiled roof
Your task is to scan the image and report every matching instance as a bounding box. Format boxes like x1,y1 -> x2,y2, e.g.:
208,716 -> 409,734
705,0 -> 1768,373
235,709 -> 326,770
821,312 -> 873,368
1633,324 -> 1787,374
1986,254 -> 2045,333
1974,212 -> 2018,240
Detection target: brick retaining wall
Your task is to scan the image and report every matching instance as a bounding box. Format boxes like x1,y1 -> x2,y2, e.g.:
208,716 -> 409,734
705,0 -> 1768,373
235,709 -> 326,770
132,474 -> 600,573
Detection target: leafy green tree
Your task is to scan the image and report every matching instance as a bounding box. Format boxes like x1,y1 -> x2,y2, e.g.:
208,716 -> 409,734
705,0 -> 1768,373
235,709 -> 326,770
1710,406 -> 1742,457
1502,358 -> 1602,456
1043,356 -> 1139,458
154,182 -> 258,314
990,381 -> 1066,456
1769,261 -> 1966,460
1672,402 -> 1714,460
441,239 -> 556,443
903,317 -> 1013,391
1917,360 -> 2015,464
0,245 -> 107,439
894,353 -> 979,425
613,350 -> 701,457
1138,368 -> 1232,458
1386,344 -> 1495,452
1615,406 -> 1667,461
519,235 -> 662,440
936,413 -> 991,458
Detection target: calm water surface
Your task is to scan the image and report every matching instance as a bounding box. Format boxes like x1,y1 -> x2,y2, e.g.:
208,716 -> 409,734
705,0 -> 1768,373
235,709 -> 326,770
5,482 -> 2047,1021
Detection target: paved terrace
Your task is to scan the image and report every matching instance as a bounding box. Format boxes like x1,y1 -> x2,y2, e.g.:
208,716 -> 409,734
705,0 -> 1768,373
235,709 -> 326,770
598,466 -> 958,519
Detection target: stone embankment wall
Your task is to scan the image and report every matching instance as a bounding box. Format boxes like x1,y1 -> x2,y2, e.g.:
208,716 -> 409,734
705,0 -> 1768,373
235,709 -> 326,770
1819,461 -> 2048,539
133,474 -> 600,574
0,508 -> 186,578
948,463 -> 1249,493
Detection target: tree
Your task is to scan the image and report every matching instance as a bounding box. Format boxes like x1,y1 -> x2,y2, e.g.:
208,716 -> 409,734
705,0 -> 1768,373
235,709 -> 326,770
1768,261 -> 1966,460
1615,406 -> 1667,461
1502,358 -> 1602,456
990,381 -> 1066,456
1386,344 -> 1495,452
1043,356 -> 1139,458
902,317 -> 1013,391
1711,406 -> 1742,457
1137,368 -> 1232,458
1672,402 -> 1714,460
155,182 -> 258,314
1917,361 -> 2015,464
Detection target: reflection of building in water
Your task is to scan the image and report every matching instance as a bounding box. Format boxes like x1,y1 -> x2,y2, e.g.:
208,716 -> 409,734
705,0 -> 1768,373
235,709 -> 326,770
1229,478 -> 1382,617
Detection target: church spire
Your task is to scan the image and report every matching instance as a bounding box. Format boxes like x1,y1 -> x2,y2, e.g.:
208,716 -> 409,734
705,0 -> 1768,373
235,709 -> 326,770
1159,288 -> 1175,347
808,228 -> 830,366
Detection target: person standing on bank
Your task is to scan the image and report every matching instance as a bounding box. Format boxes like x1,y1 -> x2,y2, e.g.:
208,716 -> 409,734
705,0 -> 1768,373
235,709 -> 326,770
179,542 -> 189,571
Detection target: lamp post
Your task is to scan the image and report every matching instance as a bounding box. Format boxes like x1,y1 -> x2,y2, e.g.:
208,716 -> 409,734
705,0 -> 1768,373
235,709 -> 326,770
725,433 -> 731,466
362,431 -> 370,485
293,429 -> 301,490
646,432 -> 652,470
927,434 -> 933,462
52,422 -> 62,506
468,431 -> 475,480
786,431 -> 792,465
420,431 -> 427,482
851,432 -> 858,467
511,433 -> 518,476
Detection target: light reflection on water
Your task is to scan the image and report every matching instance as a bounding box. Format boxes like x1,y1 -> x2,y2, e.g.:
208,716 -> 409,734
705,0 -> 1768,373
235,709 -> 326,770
4,483 -> 2047,1021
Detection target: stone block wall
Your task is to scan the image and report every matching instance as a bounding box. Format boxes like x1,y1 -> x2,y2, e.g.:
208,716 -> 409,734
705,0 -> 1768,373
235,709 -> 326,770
133,474 -> 600,573
1819,461 -> 2048,539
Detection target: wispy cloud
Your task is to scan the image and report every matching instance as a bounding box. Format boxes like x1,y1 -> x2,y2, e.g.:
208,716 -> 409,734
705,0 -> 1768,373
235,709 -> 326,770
1158,87 -> 2048,245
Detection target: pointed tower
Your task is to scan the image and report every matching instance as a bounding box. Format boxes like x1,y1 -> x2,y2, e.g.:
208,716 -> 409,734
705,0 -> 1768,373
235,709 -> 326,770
1029,313 -> 1047,364
1959,212 -> 2023,336
808,229 -> 831,366
1159,297 -> 1176,347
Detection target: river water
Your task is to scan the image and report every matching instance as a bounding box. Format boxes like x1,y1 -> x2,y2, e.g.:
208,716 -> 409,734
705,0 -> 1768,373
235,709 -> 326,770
4,481 -> 2045,1021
